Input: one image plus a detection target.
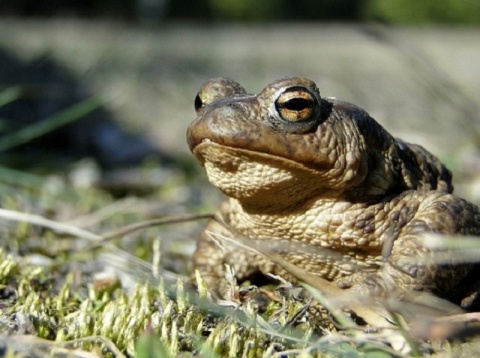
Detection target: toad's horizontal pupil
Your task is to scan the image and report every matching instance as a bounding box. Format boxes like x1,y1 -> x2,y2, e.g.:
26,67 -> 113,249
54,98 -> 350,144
282,98 -> 312,111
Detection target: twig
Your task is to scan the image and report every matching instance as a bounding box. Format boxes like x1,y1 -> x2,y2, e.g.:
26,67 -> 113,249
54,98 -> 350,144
87,213 -> 214,249
0,207 -> 213,250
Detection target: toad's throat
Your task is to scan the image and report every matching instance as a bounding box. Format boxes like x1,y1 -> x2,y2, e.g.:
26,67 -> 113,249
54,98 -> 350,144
193,140 -> 332,205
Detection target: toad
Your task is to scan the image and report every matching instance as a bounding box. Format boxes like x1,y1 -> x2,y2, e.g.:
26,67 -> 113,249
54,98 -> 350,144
187,77 -> 480,305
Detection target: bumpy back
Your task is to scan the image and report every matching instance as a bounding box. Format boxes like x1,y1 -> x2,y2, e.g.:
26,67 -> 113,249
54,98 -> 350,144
394,140 -> 453,193
348,102 -> 453,197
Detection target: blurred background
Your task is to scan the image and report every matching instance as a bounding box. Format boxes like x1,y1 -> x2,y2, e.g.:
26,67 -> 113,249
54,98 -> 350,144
1,0 -> 480,202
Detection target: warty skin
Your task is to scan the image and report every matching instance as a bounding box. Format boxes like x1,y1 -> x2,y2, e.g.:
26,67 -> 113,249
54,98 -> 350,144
187,77 -> 480,306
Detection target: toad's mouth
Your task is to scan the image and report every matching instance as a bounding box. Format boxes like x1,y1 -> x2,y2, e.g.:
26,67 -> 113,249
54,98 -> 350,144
193,139 -> 316,175
192,139 -> 323,203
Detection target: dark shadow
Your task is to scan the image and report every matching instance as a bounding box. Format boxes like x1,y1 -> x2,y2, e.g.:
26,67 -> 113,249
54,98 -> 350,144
0,48 -> 174,172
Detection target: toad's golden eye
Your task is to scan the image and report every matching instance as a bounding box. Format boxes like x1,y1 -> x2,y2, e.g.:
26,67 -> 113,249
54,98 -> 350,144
275,87 -> 318,122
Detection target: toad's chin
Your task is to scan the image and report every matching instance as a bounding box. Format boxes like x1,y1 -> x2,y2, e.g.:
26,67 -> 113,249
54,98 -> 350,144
193,140 -> 324,206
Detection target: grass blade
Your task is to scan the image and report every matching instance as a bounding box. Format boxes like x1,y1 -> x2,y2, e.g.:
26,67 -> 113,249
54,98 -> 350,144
0,86 -> 23,107
0,97 -> 102,152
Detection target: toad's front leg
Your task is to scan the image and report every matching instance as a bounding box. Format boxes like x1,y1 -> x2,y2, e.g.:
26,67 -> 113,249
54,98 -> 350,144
192,218 -> 268,297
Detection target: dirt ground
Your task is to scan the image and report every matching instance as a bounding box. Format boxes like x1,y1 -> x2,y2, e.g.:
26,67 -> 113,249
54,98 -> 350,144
1,20 -> 480,200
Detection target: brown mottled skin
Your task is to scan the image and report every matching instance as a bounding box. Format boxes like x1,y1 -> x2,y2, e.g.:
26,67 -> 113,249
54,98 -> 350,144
187,77 -> 480,303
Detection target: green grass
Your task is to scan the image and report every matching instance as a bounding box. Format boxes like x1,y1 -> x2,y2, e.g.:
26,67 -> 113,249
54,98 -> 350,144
0,93 -> 102,152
